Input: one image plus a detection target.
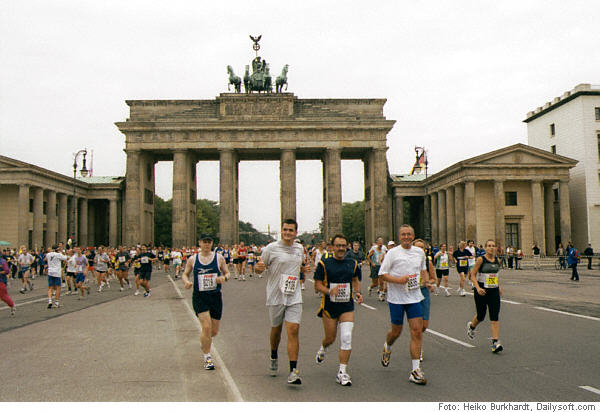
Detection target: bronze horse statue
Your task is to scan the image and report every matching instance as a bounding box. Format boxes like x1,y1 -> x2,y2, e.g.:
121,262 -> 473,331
227,65 -> 241,93
275,64 -> 288,93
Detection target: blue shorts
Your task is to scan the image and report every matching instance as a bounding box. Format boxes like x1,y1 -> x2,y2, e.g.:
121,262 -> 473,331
75,273 -> 86,284
420,287 -> 430,321
48,276 -> 61,287
388,301 -> 423,325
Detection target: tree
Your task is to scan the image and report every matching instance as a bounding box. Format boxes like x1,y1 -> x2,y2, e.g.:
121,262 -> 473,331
342,200 -> 364,245
239,221 -> 275,245
196,199 -> 220,241
154,195 -> 172,246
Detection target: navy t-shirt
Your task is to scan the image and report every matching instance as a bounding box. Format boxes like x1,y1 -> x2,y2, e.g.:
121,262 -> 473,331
453,249 -> 472,272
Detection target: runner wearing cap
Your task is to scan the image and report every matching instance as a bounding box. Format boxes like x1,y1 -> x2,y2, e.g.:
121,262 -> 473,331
182,234 -> 230,370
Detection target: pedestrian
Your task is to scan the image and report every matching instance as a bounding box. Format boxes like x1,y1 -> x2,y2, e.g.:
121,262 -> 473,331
532,242 -> 541,270
182,234 -> 231,370
254,218 -> 310,385
379,224 -> 428,385
556,243 -> 566,269
567,245 -> 579,281
313,234 -> 362,386
583,244 -> 594,270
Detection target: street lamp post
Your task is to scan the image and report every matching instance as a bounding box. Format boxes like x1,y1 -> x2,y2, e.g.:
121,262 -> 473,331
71,149 -> 89,247
415,146 -> 431,244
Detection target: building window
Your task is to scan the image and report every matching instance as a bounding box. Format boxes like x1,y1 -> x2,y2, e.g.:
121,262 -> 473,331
29,199 -> 33,212
43,201 -> 47,215
595,107 -> 600,120
505,192 -> 517,206
551,145 -> 556,154
505,223 -> 520,249
550,123 -> 555,136
554,188 -> 559,202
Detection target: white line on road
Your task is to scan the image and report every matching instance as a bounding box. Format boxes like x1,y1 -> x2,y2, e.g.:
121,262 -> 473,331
426,329 -> 475,348
534,306 -> 600,322
579,386 -> 600,395
462,290 -> 522,304
0,297 -> 48,310
167,276 -> 244,402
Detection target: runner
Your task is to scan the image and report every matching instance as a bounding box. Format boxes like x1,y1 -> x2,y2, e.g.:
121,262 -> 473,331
45,246 -> 67,308
115,246 -> 132,291
65,248 -> 77,295
171,248 -> 182,279
451,241 -> 471,296
314,234 -> 362,386
17,247 -> 34,294
182,234 -> 231,370
132,247 -> 142,295
247,246 -> 256,278
134,245 -> 156,297
163,248 -> 171,274
156,246 -> 164,271
367,237 -> 387,301
412,238 -> 436,361
238,242 -> 248,280
85,247 -> 96,283
434,243 -> 451,296
466,239 -> 504,353
379,224 -> 428,385
255,218 -> 310,385
72,247 -> 90,298
0,254 -> 16,315
95,246 -> 110,292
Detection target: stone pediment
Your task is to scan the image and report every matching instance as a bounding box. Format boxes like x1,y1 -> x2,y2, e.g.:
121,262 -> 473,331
0,155 -> 28,169
463,144 -> 577,167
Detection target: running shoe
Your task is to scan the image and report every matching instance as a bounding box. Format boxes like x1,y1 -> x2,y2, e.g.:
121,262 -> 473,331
258,274 -> 263,278
20,289 -> 26,294
66,290 -> 72,295
459,288 -> 466,297
269,357 -> 278,376
29,283 -> 34,291
204,357 -> 215,370
444,287 -> 451,297
491,340 -> 503,353
315,348 -> 326,364
134,290 -> 140,296
287,368 -> 302,385
47,302 -> 52,309
466,321 -> 476,340
381,344 -> 391,367
10,306 -> 16,316
301,284 -> 305,290
433,287 -> 439,296
143,292 -> 151,297
378,291 -> 385,302
409,368 -> 427,385
120,287 -> 124,292
368,286 -> 373,296
53,301 -> 60,308
336,372 -> 352,386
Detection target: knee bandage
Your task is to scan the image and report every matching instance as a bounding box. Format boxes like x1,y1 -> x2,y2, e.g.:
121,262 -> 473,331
339,321 -> 354,350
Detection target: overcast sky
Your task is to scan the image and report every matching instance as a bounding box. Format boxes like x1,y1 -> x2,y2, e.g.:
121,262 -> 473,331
1,1 -> 599,234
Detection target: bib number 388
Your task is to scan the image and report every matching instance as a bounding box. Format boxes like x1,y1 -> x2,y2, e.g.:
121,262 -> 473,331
280,274 -> 298,295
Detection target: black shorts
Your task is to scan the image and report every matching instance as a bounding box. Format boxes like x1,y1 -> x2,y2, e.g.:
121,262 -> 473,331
138,271 -> 151,281
66,271 -> 76,277
192,292 -> 223,320
232,258 -> 241,264
436,269 -> 449,278
370,265 -> 381,279
474,282 -> 501,322
318,300 -> 354,319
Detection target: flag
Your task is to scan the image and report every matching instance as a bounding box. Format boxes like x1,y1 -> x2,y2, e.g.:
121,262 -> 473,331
410,151 -> 426,175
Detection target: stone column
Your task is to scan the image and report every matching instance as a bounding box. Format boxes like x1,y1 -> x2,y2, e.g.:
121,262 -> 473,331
173,150 -> 190,248
437,189 -> 447,245
544,182 -> 556,255
124,149 -> 141,245
393,191 -> 404,244
464,179 -> 477,241
109,199 -> 118,247
219,149 -> 237,246
324,148 -> 342,241
189,156 -> 197,247
363,153 -> 373,244
78,198 -> 88,246
494,180 -> 505,247
531,179 -> 545,253
454,183 -> 465,244
32,187 -> 43,249
70,195 -> 77,243
431,191 -> 438,244
423,194 -> 431,243
446,186 -> 456,248
372,148 -> 390,242
46,190 -> 57,247
280,149 -> 297,222
559,180 -> 571,246
57,193 -> 67,245
18,184 -> 30,247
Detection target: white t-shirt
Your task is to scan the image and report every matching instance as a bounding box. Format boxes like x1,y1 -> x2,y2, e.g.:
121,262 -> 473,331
67,256 -> 77,273
378,245 -> 426,305
466,246 -> 476,256
171,251 -> 182,262
18,253 -> 34,266
95,253 -> 109,271
261,240 -> 305,306
46,252 -> 67,277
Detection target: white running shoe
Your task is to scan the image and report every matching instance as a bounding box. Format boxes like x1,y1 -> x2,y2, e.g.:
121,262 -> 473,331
269,357 -> 278,376
315,348 -> 326,364
491,340 -> 503,353
409,368 -> 427,385
134,290 -> 140,296
336,372 -> 352,386
459,288 -> 466,296
10,306 -> 16,316
301,284 -> 305,290
444,287 -> 451,297
53,301 -> 60,308
466,321 -> 476,340
287,368 -> 302,385
120,287 -> 124,292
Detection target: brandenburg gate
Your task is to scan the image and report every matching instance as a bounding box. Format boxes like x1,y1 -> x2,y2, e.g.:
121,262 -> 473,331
116,93 -> 395,247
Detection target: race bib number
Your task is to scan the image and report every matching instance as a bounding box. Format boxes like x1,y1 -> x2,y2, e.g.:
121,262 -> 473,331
468,257 -> 476,267
329,282 -> 351,303
440,255 -> 448,268
406,274 -> 420,291
140,256 -> 149,264
198,273 -> 217,291
280,274 -> 299,295
118,256 -> 126,263
484,273 -> 499,288
459,259 -> 468,267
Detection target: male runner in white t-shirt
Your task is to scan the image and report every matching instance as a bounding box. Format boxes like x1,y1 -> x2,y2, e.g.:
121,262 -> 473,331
378,224 -> 428,385
45,246 -> 67,308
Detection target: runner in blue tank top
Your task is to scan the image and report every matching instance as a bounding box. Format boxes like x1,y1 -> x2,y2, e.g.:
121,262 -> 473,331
182,233 -> 231,370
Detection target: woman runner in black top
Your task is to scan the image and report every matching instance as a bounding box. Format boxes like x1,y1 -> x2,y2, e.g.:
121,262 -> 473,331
466,239 -> 503,353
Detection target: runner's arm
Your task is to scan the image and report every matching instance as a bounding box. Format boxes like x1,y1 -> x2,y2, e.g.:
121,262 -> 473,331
469,257 -> 484,290
216,254 -> 230,283
181,257 -> 195,286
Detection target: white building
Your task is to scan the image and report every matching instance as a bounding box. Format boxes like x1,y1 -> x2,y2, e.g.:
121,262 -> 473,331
525,83 -> 600,251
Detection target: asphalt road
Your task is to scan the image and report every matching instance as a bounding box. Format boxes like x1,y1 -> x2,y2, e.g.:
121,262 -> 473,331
1,264 -> 599,402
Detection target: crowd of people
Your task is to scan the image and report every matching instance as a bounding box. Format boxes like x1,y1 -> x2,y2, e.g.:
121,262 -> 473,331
0,224 -> 596,388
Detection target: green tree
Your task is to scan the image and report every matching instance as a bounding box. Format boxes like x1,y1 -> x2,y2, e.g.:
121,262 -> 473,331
154,195 -> 172,246
342,200 -> 364,245
196,199 -> 220,241
239,221 -> 275,245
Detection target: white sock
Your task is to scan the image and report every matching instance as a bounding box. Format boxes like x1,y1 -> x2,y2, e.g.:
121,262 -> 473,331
384,342 -> 390,351
320,345 -> 327,353
339,364 -> 347,374
203,353 -> 211,361
412,359 -> 420,371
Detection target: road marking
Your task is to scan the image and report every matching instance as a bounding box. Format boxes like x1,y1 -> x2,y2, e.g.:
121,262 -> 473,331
426,329 -> 475,348
0,297 -> 48,310
534,306 -> 600,321
167,276 -> 244,402
462,290 -> 522,304
579,386 -> 600,395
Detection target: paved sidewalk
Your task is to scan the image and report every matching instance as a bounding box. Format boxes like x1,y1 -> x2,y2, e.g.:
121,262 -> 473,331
0,278 -> 236,402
